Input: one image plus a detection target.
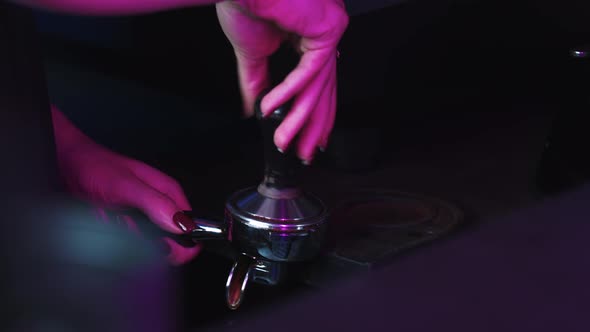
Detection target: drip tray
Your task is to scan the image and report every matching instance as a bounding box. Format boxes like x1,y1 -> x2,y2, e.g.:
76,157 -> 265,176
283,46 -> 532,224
304,189 -> 464,287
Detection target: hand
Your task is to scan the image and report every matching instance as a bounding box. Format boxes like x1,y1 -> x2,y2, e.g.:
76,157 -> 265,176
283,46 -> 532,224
51,106 -> 201,266
216,0 -> 349,162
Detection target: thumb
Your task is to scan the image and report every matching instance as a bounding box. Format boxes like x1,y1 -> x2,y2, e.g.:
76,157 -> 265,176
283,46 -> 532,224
236,52 -> 270,117
162,237 -> 203,266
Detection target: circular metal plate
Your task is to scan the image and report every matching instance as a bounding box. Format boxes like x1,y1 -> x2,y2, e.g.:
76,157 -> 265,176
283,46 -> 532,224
330,195 -> 439,229
322,188 -> 464,266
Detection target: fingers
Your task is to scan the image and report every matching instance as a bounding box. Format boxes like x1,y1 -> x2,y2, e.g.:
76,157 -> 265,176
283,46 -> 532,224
273,51 -> 333,152
216,0 -> 281,117
126,159 -> 191,211
118,214 -> 141,236
94,207 -> 200,265
235,53 -> 270,117
296,56 -> 336,162
162,237 -> 203,266
110,176 -> 186,235
261,48 -> 332,116
232,0 -> 348,157
92,208 -> 141,236
94,207 -> 111,224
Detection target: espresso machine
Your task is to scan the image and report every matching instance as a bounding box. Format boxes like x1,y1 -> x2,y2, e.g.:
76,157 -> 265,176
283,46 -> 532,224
182,94 -> 329,310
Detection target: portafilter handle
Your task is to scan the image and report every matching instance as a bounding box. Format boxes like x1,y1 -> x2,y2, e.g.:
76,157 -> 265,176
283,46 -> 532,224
183,211 -> 227,241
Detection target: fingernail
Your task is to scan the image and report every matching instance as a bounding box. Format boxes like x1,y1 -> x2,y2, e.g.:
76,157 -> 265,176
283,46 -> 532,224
173,211 -> 195,233
159,240 -> 171,255
277,147 -> 285,153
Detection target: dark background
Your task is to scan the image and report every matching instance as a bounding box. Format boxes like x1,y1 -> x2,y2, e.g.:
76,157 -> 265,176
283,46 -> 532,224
31,0 -> 590,329
34,0 -> 590,163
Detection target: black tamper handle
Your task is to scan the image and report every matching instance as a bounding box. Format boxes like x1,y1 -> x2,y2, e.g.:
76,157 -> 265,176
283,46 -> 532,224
255,92 -> 301,190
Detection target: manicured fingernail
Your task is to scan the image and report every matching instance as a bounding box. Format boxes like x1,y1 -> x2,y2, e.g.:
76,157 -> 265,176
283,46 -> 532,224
173,211 -> 195,233
159,240 -> 171,255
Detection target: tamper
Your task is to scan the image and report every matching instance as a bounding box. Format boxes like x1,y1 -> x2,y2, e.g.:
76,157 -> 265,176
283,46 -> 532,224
186,93 -> 329,309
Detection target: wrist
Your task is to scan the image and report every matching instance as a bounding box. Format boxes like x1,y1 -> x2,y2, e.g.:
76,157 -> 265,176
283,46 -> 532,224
50,105 -> 94,159
51,105 -> 84,150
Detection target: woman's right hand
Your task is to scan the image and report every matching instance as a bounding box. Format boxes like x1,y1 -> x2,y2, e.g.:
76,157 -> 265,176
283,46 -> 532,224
217,0 -> 349,163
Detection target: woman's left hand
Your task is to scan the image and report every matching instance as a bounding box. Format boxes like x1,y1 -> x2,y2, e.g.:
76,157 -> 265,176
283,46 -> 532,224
51,106 -> 201,266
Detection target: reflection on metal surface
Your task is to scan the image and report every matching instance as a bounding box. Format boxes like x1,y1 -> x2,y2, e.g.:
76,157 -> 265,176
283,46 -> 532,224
225,183 -> 329,263
184,212 -> 227,241
227,186 -> 327,226
251,260 -> 285,286
570,46 -> 590,59
304,188 -> 464,286
225,255 -> 255,310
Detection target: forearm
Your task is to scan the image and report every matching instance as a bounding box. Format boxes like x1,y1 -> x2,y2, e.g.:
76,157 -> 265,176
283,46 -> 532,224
12,0 -> 221,15
50,105 -> 91,157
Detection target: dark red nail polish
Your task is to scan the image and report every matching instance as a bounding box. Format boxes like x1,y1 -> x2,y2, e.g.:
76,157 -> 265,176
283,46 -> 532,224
173,211 -> 195,233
